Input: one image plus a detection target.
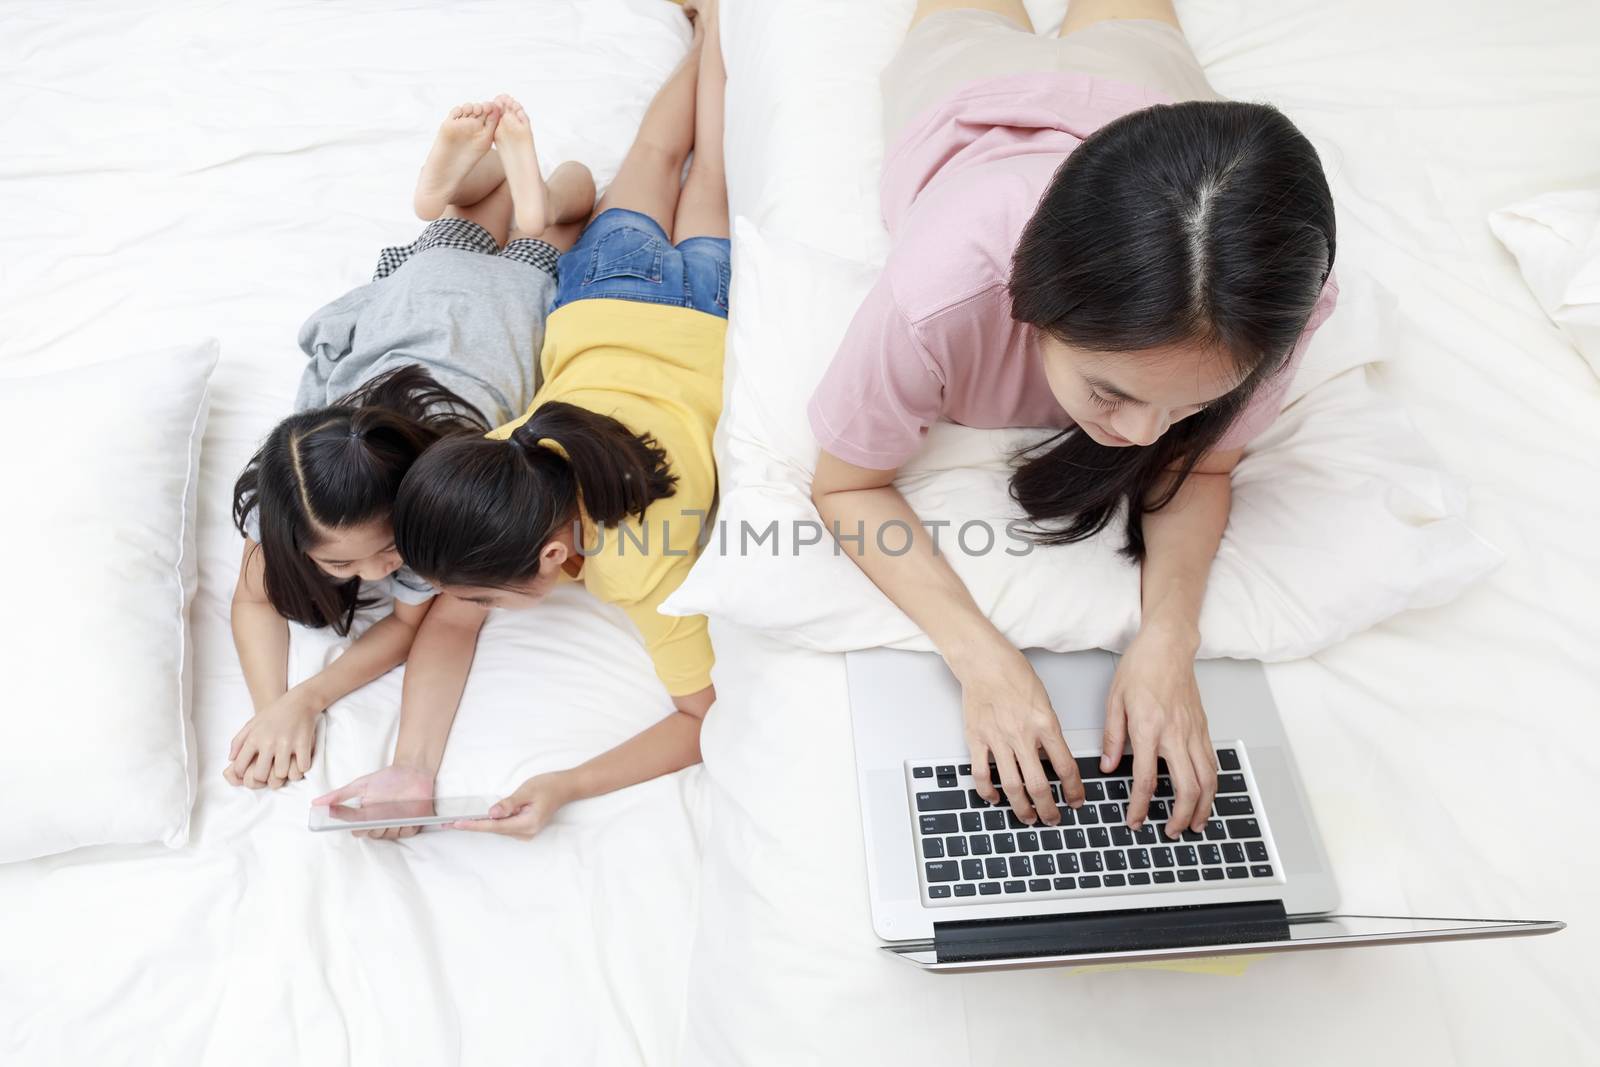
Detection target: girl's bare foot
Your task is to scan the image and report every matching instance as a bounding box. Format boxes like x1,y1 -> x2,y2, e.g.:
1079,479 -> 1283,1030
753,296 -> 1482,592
413,101 -> 502,221
493,95 -> 553,237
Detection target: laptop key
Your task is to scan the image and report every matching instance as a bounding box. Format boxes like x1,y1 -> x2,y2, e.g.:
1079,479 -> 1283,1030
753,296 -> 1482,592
1180,829 -> 1203,842
1040,760 -> 1060,782
985,858 -> 1007,879
961,859 -> 985,881
1099,803 -> 1124,824
928,885 -> 951,898
1008,857 -> 1032,878
1148,800 -> 1170,821
1177,869 -> 1200,883
922,839 -> 944,859
1056,853 -> 1080,874
1107,779 -> 1129,801
919,814 -> 958,835
937,772 -> 957,788
1029,879 -> 1051,893
1079,875 -> 1102,889
1104,874 -> 1127,887
1053,877 -> 1076,891
1201,868 -> 1224,881
1081,852 -> 1104,873
1152,847 -> 1174,867
1088,828 -> 1110,849
912,766 -> 933,779
1006,810 -> 1028,830
1075,757 -> 1105,780
954,883 -> 977,897
936,764 -> 955,776
1128,849 -> 1152,870
967,790 -> 988,809
1226,866 -> 1249,880
1034,854 -> 1056,875
994,833 -> 1016,854
1251,864 -> 1274,878
1246,841 -> 1269,863
1154,777 -> 1174,798
968,834 -> 992,855
1176,846 -> 1198,866
959,812 -> 983,833
925,862 -> 960,882
945,836 -> 969,858
916,791 -> 966,812
1223,843 -> 1245,864
1110,825 -> 1133,847
979,882 -> 1001,895
1227,818 -> 1262,840
1003,880 -> 1026,894
1040,829 -> 1062,851
1082,781 -> 1106,802
1199,844 -> 1222,865
1128,872 -> 1151,886
1104,850 -> 1127,871
1214,795 -> 1255,817
1217,773 -> 1248,794
958,763 -> 972,776
1076,805 -> 1099,825
1017,831 -> 1040,853
1133,824 -> 1158,845
983,811 -> 1006,831
1204,820 -> 1228,841
1063,830 -> 1087,850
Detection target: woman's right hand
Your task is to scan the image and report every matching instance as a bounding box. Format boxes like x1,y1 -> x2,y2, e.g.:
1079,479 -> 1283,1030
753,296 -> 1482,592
953,638 -> 1085,827
313,764 -> 436,840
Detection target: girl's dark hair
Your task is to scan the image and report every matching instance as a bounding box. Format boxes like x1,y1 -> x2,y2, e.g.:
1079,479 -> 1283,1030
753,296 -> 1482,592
393,401 -> 677,589
1008,100 -> 1335,559
232,365 -> 488,634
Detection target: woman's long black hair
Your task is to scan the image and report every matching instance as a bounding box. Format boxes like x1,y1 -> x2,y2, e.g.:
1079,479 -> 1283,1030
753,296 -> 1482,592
232,365 -> 488,634
1008,100 -> 1335,559
394,401 -> 677,589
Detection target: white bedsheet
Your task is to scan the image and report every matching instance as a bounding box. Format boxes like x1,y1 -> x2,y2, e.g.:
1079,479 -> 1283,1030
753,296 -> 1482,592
0,3 -> 705,1065
685,1 -> 1600,1065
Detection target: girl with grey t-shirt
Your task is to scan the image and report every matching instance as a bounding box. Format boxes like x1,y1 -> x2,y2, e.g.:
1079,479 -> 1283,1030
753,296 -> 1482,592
225,97 -> 596,791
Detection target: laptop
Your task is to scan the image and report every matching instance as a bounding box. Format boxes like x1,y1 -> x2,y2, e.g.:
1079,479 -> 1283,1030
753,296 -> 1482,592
845,647 -> 1563,971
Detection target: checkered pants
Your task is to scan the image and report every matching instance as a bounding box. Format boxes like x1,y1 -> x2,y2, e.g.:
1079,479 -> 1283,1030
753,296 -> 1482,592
373,217 -> 560,281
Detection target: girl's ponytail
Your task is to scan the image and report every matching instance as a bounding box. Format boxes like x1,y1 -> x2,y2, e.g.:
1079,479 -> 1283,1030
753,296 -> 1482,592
513,401 -> 676,526
394,402 -> 677,589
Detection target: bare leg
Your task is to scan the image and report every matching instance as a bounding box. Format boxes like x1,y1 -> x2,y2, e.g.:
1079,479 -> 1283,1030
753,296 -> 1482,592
445,150 -> 509,210
413,101 -> 503,220
1059,0 -> 1180,36
441,179 -> 514,247
592,26 -> 704,235
672,0 -> 727,243
504,160 -> 596,253
493,96 -> 597,237
909,0 -> 1032,31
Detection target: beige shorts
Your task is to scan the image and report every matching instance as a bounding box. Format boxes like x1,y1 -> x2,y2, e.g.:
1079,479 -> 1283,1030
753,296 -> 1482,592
881,10 -> 1221,143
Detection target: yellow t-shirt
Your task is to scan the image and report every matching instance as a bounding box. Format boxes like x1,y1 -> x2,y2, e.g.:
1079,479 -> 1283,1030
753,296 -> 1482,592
488,298 -> 725,697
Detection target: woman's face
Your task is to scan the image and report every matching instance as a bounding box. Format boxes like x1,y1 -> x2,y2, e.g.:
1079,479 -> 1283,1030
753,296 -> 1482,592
308,520 -> 403,583
1037,334 -> 1242,448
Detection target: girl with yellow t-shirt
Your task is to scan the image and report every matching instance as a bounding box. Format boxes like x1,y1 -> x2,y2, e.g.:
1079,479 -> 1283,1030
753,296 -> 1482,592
316,1 -> 728,838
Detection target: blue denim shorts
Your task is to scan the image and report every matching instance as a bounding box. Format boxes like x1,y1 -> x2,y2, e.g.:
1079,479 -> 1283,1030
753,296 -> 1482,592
552,208 -> 731,319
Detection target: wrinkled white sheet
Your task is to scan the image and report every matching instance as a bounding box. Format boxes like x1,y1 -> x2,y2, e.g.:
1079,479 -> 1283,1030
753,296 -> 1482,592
684,1 -> 1600,1065
0,3 -> 705,1065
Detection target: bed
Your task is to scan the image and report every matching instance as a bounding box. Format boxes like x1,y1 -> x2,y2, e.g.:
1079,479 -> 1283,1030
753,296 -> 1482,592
1,1 -> 1597,1065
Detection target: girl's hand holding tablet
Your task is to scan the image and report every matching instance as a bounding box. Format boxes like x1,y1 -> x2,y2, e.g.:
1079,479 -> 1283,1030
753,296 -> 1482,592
313,764 -> 436,840
451,772 -> 578,839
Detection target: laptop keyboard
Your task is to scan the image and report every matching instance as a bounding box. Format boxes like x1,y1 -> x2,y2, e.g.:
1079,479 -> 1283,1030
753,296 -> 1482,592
907,744 -> 1280,906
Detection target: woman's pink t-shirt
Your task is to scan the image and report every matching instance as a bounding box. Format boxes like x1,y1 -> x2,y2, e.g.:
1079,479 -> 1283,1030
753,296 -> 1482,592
807,72 -> 1338,471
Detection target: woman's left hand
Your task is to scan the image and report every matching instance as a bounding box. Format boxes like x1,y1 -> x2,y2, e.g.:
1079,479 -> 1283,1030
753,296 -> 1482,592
1103,625 -> 1218,839
452,772 -> 578,840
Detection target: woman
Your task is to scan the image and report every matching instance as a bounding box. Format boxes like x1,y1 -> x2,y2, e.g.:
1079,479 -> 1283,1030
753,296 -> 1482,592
809,1 -> 1337,840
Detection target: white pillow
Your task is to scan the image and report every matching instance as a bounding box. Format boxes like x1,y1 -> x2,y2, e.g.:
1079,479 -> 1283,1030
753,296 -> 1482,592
1489,190 -> 1600,377
0,341 -> 217,862
666,223 -> 1500,660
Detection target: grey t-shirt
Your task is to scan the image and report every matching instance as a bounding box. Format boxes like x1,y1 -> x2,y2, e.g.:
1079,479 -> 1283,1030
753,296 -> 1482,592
295,245 -> 554,426
248,245 -> 556,607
